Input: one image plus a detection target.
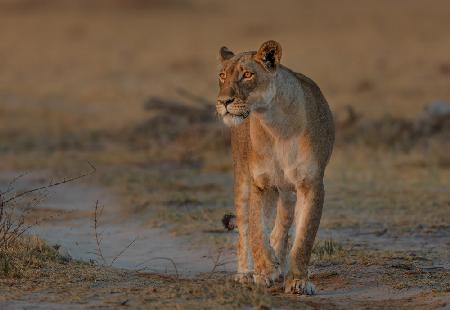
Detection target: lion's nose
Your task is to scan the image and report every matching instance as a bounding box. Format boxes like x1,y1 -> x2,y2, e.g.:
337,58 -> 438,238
218,97 -> 234,106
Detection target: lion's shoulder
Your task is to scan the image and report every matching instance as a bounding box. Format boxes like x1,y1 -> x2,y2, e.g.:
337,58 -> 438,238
279,66 -> 325,102
293,71 -> 317,87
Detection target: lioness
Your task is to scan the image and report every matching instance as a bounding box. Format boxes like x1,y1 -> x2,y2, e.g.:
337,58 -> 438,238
216,41 -> 334,295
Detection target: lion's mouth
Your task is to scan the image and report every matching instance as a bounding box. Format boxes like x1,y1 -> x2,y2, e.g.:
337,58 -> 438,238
222,111 -> 250,126
225,111 -> 250,119
241,111 -> 250,119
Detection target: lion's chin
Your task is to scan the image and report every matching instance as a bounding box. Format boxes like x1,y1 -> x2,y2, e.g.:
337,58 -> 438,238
223,112 -> 249,127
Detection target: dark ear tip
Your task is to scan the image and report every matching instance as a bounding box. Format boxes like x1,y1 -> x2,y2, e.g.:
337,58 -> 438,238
219,46 -> 234,61
261,40 -> 282,54
257,40 -> 282,67
262,40 -> 281,48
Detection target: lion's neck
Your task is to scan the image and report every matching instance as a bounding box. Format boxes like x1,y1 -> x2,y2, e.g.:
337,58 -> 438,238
252,66 -> 306,139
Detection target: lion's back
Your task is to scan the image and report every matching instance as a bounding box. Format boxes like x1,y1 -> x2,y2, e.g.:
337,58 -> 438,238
294,71 -> 335,166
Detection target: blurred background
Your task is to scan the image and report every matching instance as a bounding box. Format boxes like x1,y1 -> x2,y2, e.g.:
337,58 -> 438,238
0,0 -> 449,233
0,2 -> 449,306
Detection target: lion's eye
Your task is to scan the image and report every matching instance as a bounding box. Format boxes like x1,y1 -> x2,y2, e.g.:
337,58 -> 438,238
219,73 -> 226,80
243,71 -> 253,79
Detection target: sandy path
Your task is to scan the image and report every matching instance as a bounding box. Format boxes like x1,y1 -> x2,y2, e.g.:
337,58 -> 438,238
0,172 -> 234,277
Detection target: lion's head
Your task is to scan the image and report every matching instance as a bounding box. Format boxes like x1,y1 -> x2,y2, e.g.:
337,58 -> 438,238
216,40 -> 282,126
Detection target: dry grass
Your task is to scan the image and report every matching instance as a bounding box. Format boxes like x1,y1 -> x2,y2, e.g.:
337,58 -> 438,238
312,238 -> 344,262
0,236 -> 276,309
2,235 -> 446,309
0,236 -> 61,278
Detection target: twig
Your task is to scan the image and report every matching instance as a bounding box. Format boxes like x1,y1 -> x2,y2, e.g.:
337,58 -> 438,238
91,200 -> 138,267
3,162 -> 96,204
135,257 -> 179,279
0,193 -> 4,223
93,200 -> 107,265
110,238 -> 137,266
208,247 -> 234,278
1,171 -> 29,195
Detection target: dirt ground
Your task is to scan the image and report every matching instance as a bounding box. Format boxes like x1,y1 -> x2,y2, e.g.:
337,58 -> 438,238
0,0 -> 449,308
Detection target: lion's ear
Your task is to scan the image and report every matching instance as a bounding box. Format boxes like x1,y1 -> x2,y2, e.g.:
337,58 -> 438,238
219,46 -> 234,62
256,40 -> 282,71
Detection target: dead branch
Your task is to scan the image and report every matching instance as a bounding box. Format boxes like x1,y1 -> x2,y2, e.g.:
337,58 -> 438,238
135,257 -> 179,279
208,248 -> 224,276
1,172 -> 29,196
3,162 -> 96,205
1,164 -> 96,251
110,238 -> 137,266
207,247 -> 235,278
91,200 -> 138,267
93,200 -> 107,265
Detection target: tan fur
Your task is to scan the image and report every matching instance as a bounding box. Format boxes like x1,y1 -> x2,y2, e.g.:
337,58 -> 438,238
217,41 -> 334,295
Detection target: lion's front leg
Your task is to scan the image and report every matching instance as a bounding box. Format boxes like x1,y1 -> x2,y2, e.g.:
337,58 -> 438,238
233,172 -> 253,284
270,191 -> 295,280
248,182 -> 280,287
285,180 -> 324,295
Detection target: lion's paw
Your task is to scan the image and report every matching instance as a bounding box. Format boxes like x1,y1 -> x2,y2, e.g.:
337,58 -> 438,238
284,278 -> 316,295
253,268 -> 282,288
234,272 -> 254,284
253,273 -> 275,287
